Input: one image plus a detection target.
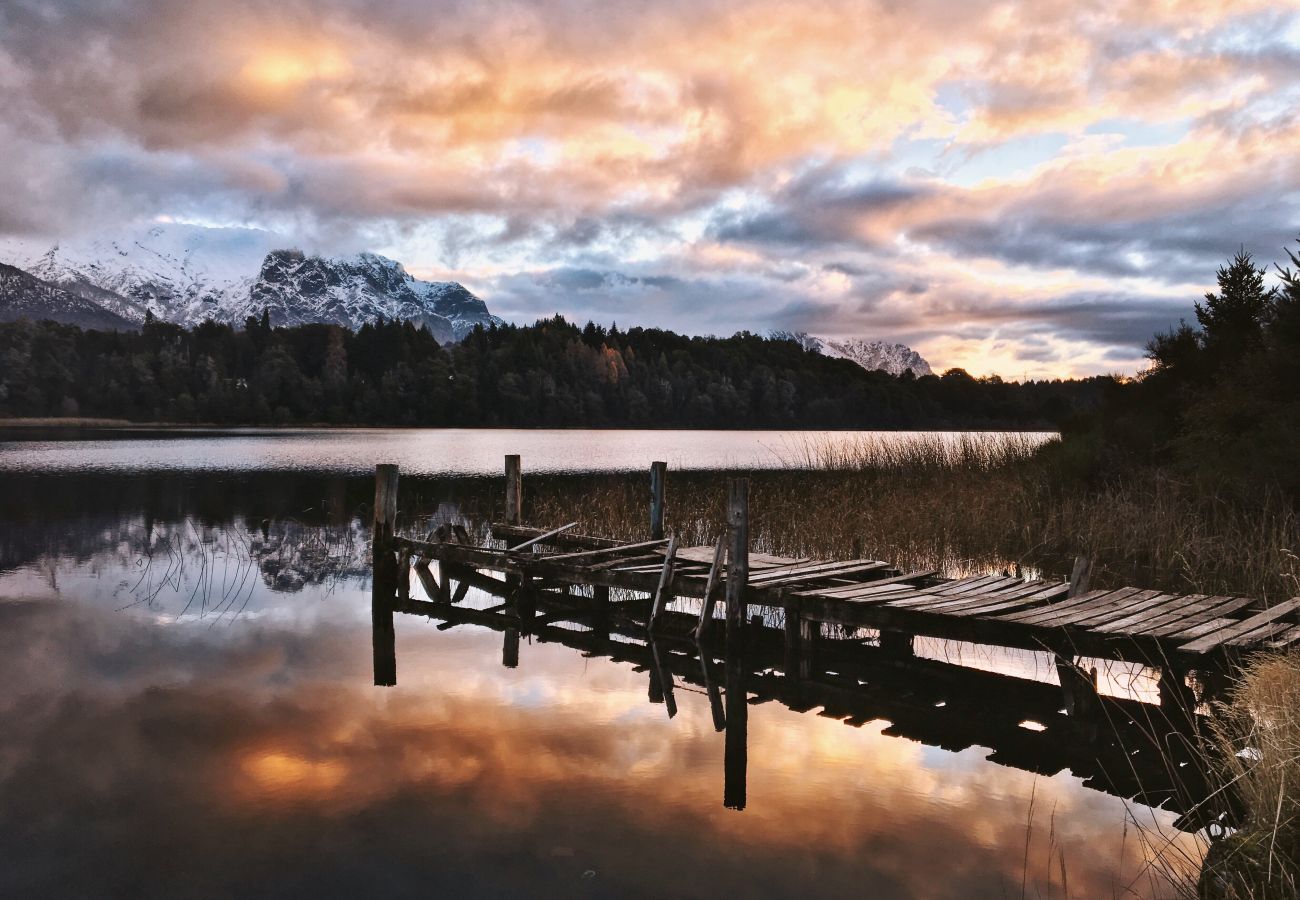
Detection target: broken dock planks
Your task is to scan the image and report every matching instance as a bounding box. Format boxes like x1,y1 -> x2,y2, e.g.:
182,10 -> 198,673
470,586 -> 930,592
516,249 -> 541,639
372,460 -> 1300,667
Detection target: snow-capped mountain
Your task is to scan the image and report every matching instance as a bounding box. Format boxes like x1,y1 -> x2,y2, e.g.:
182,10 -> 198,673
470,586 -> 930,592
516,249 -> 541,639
0,224 -> 502,340
775,331 -> 933,377
244,250 -> 499,342
0,263 -> 134,330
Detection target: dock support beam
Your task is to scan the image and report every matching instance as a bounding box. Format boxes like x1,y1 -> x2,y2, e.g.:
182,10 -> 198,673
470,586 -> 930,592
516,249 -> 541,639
372,463 -> 399,687
726,478 -> 749,653
650,460 -> 667,540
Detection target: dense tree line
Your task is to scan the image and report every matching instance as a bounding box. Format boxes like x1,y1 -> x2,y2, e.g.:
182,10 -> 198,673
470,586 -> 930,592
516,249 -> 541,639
0,313 -> 1108,429
1068,241 -> 1300,496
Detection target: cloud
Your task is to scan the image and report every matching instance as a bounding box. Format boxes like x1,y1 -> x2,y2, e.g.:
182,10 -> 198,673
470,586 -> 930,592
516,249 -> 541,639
1,0 -> 1298,376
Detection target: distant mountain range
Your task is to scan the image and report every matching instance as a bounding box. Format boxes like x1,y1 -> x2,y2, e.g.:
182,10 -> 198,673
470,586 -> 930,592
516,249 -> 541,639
0,224 -> 502,342
1,225 -> 934,375
772,332 -> 933,377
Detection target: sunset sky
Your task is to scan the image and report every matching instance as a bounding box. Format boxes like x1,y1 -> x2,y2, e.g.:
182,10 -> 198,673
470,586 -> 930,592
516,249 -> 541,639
2,0 -> 1299,377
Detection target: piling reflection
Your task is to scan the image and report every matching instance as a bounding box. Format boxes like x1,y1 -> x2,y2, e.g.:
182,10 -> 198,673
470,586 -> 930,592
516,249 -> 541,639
0,470 -> 1224,898
375,563 -> 1227,833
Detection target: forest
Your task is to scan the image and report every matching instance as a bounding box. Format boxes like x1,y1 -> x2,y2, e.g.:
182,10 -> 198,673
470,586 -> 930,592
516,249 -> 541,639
0,313 -> 1111,430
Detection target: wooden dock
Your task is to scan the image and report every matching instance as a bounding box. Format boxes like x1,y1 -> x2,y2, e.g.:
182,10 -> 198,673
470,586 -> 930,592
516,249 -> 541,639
366,457 -> 1292,822
373,460 -> 1300,667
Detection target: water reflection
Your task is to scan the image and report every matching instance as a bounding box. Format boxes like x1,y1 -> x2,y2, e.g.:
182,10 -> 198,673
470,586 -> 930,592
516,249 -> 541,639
0,470 -> 1209,898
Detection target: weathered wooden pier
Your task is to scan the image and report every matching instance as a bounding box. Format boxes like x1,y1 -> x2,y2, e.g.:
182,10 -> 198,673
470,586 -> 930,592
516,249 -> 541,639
368,457 -> 1297,823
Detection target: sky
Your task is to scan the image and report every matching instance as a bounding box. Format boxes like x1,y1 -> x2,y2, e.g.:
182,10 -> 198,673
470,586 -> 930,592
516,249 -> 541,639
2,0 -> 1299,377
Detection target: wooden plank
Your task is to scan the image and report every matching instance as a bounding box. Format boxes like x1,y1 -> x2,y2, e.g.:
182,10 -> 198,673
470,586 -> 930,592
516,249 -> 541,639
1067,591 -> 1175,630
675,545 -> 727,564
796,570 -> 939,598
747,558 -> 885,585
1041,589 -> 1164,629
1091,594 -> 1210,634
747,552 -> 813,570
508,522 -> 579,552
491,523 -> 621,550
886,576 -> 1023,608
542,539 -> 667,563
907,579 -> 1047,611
996,588 -> 1138,626
750,561 -> 889,590
955,583 -> 1072,618
1173,617 -> 1236,642
1226,620 -> 1299,648
1266,625 -> 1300,649
1140,596 -> 1254,637
1179,598 -> 1300,654
918,582 -> 1068,618
592,553 -> 672,571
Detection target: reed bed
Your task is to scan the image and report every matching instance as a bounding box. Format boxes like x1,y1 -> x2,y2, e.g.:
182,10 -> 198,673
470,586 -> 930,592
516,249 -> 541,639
1190,653 -> 1300,898
517,434 -> 1297,600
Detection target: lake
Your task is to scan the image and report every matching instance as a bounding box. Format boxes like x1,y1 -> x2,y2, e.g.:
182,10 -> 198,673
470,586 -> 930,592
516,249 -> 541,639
0,429 -> 1200,898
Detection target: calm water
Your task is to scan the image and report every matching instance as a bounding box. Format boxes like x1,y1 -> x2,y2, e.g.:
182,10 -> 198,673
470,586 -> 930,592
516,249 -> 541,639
0,430 -> 1201,898
0,426 -> 1056,474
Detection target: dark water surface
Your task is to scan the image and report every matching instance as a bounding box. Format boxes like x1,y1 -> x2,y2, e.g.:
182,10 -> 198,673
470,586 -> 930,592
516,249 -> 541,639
0,431 -> 1199,898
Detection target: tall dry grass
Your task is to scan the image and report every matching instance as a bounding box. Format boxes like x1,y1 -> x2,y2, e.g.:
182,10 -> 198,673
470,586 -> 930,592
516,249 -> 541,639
1192,654 -> 1300,898
517,434 -> 1298,599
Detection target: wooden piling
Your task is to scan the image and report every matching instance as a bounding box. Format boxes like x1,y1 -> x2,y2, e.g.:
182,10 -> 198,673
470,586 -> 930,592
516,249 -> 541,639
504,454 -> 522,526
724,639 -> 748,811
799,617 -> 816,680
725,478 -> 749,652
1068,554 -> 1093,598
694,535 -> 728,643
649,460 -> 667,540
372,463 -> 399,686
503,627 -> 520,668
648,535 -> 679,632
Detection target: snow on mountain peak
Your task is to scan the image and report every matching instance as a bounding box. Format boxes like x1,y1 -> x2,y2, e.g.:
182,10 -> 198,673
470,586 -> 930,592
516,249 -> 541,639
0,223 -> 501,341
773,331 -> 933,377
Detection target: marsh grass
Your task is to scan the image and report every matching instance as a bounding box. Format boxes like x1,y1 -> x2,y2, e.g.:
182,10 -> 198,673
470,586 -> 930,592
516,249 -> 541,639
514,434 -> 1297,599
1189,654 -> 1300,899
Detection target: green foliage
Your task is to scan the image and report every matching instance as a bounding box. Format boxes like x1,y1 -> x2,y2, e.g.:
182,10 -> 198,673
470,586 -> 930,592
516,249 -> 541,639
0,314 -> 1105,428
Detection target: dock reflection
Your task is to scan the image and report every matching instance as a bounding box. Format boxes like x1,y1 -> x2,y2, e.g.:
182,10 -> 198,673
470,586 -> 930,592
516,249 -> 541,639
377,565 -> 1227,832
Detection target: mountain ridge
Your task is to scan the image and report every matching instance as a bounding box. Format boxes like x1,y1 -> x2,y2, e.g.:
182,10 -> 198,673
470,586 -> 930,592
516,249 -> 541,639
0,224 -> 502,341
772,331 -> 933,377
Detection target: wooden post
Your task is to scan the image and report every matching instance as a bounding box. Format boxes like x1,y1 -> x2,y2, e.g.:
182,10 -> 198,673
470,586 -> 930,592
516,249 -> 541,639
724,636 -> 748,811
372,464 -> 399,687
650,637 -> 678,719
649,460 -> 667,540
503,627 -> 520,668
784,599 -> 803,679
725,478 -> 749,653
1068,554 -> 1093,598
648,535 -> 679,632
799,617 -> 816,680
694,536 -> 727,643
504,454 -> 522,526
436,561 -> 453,604
698,643 -> 726,731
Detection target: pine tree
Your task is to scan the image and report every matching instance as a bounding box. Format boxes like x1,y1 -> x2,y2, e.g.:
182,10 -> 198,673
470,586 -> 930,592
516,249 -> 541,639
1194,248 -> 1275,362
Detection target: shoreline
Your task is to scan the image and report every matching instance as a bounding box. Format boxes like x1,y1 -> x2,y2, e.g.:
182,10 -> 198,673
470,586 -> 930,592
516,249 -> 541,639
0,417 -> 1056,433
